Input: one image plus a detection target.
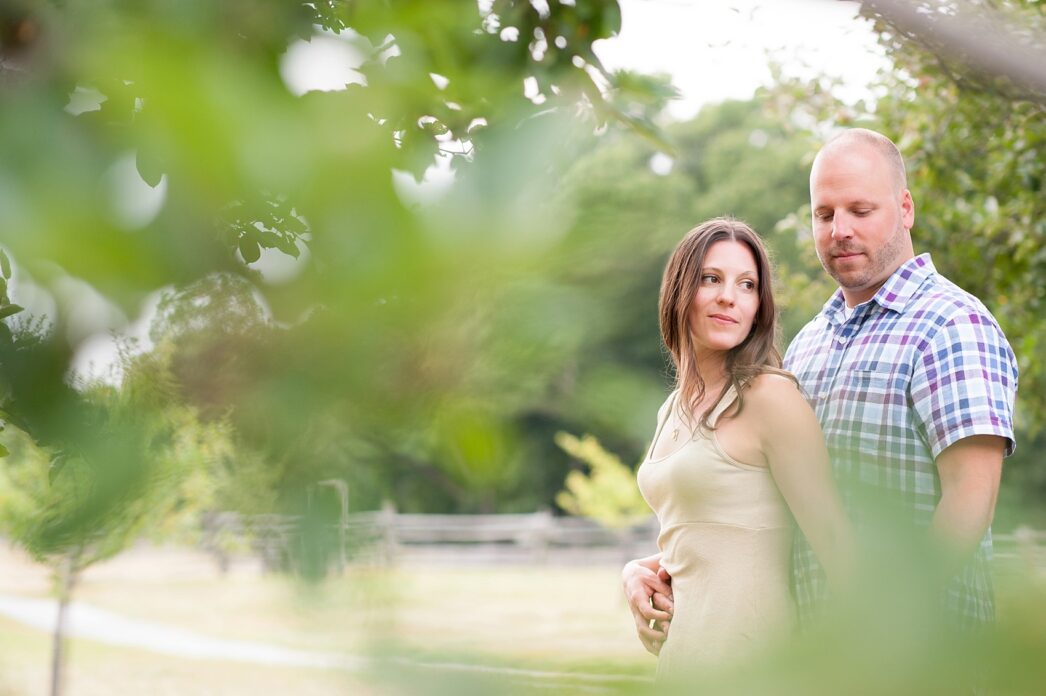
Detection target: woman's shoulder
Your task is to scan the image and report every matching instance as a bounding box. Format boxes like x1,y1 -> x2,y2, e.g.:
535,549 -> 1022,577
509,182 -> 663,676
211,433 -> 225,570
656,388 -> 680,420
743,372 -> 805,411
739,371 -> 822,442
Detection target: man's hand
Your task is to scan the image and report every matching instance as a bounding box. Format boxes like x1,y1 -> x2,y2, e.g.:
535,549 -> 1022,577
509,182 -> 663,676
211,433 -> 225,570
622,553 -> 673,655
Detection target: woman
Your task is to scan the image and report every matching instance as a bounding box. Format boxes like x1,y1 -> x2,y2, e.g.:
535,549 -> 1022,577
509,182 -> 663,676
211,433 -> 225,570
624,218 -> 852,677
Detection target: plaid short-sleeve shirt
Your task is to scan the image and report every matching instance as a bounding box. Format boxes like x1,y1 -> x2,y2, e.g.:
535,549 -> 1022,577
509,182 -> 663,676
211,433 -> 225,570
783,254 -> 1018,626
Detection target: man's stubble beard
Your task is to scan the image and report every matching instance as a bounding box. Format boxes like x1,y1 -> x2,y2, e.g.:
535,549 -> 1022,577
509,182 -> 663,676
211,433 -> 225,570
819,221 -> 909,295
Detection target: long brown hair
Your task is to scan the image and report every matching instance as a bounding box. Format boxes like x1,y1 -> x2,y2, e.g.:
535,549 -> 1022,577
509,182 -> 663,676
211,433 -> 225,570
659,217 -> 791,429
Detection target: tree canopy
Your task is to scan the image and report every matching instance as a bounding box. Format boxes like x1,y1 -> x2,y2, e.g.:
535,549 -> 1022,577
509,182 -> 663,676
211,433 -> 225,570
0,0 -> 1043,532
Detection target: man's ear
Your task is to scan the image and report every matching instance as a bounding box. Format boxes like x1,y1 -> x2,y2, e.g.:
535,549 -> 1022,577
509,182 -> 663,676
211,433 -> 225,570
901,189 -> 915,230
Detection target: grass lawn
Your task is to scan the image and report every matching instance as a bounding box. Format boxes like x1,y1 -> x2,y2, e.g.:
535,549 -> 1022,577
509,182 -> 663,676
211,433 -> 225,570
73,565 -> 650,668
0,613 -> 378,696
4,543 -> 1045,695
0,544 -> 654,695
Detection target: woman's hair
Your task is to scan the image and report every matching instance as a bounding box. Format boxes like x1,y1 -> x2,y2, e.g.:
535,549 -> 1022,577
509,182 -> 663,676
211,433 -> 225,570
659,217 -> 791,429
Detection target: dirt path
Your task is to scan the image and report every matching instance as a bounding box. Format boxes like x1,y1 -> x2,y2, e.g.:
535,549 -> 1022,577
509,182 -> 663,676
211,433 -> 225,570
0,593 -> 367,671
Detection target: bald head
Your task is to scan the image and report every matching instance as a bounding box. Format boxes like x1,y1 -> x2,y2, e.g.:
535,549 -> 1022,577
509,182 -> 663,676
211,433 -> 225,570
813,128 -> 908,193
808,127 -> 916,306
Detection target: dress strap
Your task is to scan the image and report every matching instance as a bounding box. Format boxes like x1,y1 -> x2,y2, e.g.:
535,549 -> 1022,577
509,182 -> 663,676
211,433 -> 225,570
707,383 -> 740,428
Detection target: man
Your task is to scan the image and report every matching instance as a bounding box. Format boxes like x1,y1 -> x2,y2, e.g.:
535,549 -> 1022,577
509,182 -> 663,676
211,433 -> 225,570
623,128 -> 1018,653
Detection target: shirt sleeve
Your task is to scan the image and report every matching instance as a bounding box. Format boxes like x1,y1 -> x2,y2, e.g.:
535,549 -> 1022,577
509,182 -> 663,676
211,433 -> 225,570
910,309 -> 1018,459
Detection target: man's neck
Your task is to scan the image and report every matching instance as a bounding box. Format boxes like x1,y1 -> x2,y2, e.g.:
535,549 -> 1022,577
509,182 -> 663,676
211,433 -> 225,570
842,278 -> 888,308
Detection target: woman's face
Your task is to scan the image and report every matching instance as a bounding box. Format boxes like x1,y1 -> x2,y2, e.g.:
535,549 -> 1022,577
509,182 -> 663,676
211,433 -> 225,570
687,240 -> 760,355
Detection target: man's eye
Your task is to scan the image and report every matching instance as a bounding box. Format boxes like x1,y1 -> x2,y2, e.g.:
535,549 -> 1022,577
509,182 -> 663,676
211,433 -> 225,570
815,211 -> 833,221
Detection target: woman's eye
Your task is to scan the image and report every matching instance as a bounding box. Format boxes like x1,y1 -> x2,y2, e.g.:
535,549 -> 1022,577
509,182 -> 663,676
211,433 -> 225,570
740,280 -> 756,291
701,274 -> 719,284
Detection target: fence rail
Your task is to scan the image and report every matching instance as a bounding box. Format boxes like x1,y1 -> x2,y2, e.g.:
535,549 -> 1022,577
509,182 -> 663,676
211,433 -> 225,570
200,509 -> 660,572
198,510 -> 1046,576
993,528 -> 1046,574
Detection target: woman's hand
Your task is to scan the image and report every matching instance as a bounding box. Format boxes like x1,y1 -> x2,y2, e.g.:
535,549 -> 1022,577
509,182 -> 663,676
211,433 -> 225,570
622,554 -> 674,655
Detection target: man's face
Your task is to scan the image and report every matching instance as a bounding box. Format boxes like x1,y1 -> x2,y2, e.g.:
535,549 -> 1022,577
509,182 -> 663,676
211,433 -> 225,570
809,143 -> 914,306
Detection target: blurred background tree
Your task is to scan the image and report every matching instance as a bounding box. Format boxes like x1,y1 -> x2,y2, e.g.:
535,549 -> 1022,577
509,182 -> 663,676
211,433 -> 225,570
554,431 -> 649,529
0,321 -> 229,695
0,1 -> 654,516
0,0 -> 1043,559
0,0 -> 1043,693
863,0 -> 1046,522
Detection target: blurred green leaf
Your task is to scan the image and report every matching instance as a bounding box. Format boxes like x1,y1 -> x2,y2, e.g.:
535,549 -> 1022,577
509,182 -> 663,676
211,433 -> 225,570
135,146 -> 165,188
0,304 -> 25,320
238,238 -> 261,264
275,235 -> 300,258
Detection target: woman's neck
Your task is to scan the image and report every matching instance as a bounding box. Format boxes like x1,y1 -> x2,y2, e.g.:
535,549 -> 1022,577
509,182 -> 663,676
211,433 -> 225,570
693,350 -> 729,391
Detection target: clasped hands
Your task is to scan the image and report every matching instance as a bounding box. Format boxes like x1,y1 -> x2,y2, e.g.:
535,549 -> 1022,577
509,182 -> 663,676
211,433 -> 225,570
622,555 -> 674,656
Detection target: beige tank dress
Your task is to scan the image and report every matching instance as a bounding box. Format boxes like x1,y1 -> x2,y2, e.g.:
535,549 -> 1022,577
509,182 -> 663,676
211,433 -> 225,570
637,387 -> 795,678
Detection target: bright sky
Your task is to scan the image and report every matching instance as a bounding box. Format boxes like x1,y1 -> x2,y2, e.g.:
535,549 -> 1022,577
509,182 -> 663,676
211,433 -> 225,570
595,0 -> 887,121
48,0 -> 888,384
280,0 -> 888,121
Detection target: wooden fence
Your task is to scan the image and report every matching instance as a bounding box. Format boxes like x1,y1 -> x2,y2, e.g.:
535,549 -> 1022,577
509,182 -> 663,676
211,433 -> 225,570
994,526 -> 1046,575
199,509 -> 1046,576
200,509 -> 659,572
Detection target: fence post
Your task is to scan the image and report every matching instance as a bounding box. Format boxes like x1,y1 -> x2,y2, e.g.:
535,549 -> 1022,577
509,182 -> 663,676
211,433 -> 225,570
318,479 -> 349,573
530,509 -> 552,565
381,499 -> 399,566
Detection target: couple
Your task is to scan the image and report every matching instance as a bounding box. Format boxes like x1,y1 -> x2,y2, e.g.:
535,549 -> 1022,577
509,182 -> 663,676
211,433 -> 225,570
625,128 -> 1018,679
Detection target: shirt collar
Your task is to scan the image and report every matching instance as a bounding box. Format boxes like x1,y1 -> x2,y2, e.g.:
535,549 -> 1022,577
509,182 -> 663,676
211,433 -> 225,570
820,253 -> 936,322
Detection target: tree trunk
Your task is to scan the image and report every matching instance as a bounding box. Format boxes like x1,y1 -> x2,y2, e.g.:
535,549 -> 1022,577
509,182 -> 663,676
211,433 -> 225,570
50,551 -> 79,696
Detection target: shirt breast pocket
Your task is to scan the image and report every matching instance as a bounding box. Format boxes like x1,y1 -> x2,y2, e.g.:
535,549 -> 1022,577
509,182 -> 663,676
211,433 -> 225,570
834,368 -> 912,429
843,369 -> 893,402
821,369 -> 906,455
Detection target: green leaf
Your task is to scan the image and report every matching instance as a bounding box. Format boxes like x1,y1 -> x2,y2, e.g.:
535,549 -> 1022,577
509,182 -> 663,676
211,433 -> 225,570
0,304 -> 24,320
258,231 -> 282,247
136,146 -> 165,188
238,239 -> 261,264
0,249 -> 10,279
596,2 -> 622,40
48,454 -> 66,484
284,215 -> 307,234
0,443 -> 8,458
275,236 -> 301,258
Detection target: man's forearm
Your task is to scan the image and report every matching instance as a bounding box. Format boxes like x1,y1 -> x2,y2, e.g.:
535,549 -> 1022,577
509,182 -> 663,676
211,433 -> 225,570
931,435 -> 1004,568
930,486 -> 995,561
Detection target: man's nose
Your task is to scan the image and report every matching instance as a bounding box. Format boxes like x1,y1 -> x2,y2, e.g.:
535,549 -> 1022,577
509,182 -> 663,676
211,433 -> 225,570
831,212 -> 854,240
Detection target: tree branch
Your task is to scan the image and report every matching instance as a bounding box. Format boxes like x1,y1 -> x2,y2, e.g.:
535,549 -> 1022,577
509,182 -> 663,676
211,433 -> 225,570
857,0 -> 1046,103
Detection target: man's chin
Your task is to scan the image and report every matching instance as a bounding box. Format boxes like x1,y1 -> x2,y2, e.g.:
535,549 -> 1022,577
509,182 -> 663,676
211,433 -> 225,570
829,270 -> 872,291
